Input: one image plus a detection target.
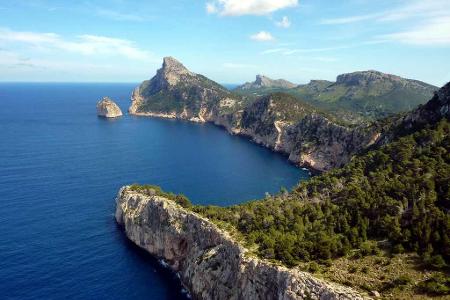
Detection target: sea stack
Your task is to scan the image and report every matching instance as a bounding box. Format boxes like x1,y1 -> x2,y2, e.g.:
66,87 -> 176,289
96,97 -> 123,118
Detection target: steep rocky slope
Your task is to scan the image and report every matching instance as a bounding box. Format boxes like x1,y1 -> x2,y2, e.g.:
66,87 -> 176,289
189,82 -> 450,298
129,57 -> 381,171
115,84 -> 449,298
236,75 -> 296,90
380,80 -> 450,142
115,186 -> 367,300
235,93 -> 378,170
129,57 -> 243,124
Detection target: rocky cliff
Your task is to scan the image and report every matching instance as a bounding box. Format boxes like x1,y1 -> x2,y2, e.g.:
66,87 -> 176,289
234,93 -> 379,170
115,186 -> 368,300
129,57 -> 243,124
129,57 -> 383,171
96,97 -> 123,118
236,75 -> 296,90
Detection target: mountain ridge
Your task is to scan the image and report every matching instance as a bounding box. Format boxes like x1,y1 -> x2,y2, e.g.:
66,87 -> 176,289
129,57 -> 380,171
236,74 -> 297,90
235,70 -> 437,120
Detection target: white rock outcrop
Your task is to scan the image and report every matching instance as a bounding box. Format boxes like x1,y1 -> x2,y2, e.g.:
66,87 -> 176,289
97,97 -> 123,118
115,186 -> 369,300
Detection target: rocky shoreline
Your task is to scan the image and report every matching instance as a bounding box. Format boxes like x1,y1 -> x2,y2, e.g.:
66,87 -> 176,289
127,57 -> 383,172
115,186 -> 369,300
129,97 -> 379,172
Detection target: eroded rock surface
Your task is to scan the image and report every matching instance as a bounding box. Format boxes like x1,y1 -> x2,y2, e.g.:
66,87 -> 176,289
97,97 -> 123,118
115,186 -> 369,300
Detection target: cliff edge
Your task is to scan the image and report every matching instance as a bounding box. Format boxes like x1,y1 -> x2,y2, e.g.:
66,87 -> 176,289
115,186 -> 368,300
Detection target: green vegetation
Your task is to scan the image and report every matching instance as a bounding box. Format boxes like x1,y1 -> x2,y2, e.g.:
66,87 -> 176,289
192,119 -> 450,295
193,120 -> 449,266
418,273 -> 450,295
129,184 -> 192,209
235,74 -> 436,121
129,113 -> 449,297
139,73 -> 241,115
241,92 -> 354,130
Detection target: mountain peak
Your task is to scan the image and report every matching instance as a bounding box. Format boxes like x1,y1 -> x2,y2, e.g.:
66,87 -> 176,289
161,56 -> 190,74
237,75 -> 296,90
255,74 -> 271,85
335,70 -> 436,92
155,56 -> 194,86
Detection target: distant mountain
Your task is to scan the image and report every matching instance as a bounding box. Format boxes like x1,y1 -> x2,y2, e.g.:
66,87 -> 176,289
236,70 -> 437,120
235,75 -> 296,90
129,58 -> 381,171
295,70 -> 437,118
129,58 -> 445,171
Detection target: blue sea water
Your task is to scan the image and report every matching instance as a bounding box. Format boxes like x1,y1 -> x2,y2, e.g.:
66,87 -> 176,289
0,83 -> 309,299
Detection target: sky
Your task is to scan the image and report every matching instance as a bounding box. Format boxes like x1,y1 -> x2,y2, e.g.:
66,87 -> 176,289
0,0 -> 449,86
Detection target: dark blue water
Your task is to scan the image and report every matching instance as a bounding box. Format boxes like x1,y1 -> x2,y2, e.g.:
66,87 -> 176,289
0,83 -> 309,300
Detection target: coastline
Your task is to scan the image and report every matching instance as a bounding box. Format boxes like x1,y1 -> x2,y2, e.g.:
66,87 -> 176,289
115,186 -> 368,300
129,111 -> 320,174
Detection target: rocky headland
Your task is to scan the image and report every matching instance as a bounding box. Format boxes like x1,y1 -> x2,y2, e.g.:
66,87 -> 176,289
128,57 -> 385,171
97,97 -> 123,118
115,186 -> 368,300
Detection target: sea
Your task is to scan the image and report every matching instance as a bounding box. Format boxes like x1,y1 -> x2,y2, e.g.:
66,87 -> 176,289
0,83 -> 309,299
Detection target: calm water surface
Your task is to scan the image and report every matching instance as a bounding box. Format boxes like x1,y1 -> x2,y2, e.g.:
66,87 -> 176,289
0,83 -> 309,299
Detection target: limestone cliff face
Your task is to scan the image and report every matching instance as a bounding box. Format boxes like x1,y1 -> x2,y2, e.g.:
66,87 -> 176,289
283,116 -> 378,171
115,186 -> 368,300
237,113 -> 378,171
129,57 -> 242,123
226,94 -> 379,171
97,97 -> 123,118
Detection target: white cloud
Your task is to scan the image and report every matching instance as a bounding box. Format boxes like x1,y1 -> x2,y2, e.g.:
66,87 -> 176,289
96,9 -> 146,22
380,16 -> 450,45
261,48 -> 287,54
318,0 -> 450,46
0,28 -> 156,61
250,31 -> 274,41
320,13 -> 380,25
0,48 -> 159,81
206,2 -> 218,14
275,16 -> 291,28
320,0 -> 450,25
206,0 -> 298,16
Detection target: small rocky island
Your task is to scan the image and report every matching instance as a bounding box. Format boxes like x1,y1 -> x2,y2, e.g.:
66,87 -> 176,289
96,97 -> 123,118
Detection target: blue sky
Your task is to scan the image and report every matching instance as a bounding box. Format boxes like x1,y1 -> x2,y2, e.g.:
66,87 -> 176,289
0,0 -> 449,86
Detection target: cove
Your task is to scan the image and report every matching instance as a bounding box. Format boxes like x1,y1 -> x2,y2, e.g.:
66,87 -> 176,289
0,83 -> 309,299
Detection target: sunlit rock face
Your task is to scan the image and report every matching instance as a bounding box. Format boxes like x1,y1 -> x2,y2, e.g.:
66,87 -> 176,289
115,186 -> 368,300
96,97 -> 123,118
